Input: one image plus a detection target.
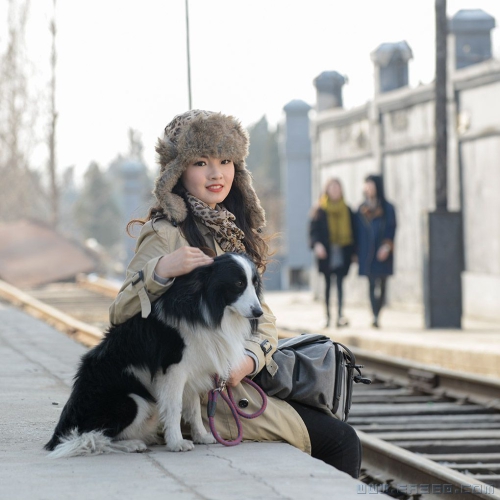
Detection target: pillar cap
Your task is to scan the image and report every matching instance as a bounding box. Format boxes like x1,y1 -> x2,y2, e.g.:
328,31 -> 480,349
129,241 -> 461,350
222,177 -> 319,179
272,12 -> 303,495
283,99 -> 312,115
371,41 -> 413,67
449,9 -> 495,33
313,71 -> 346,92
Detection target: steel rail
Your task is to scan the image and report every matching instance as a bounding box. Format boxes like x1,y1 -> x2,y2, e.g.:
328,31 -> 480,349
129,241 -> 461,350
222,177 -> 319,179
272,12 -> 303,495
359,430 -> 500,499
76,274 -> 120,298
351,346 -> 500,410
0,279 -> 102,347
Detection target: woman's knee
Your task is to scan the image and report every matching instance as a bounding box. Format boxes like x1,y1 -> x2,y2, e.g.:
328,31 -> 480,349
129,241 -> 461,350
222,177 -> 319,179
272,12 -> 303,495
335,421 -> 359,447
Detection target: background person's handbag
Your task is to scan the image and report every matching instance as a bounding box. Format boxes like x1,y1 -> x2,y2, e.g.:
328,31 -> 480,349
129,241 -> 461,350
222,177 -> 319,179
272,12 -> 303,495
254,334 -> 371,421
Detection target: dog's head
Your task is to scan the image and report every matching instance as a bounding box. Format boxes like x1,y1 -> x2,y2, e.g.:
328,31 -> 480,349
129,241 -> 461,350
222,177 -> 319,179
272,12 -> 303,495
205,253 -> 263,322
156,252 -> 264,331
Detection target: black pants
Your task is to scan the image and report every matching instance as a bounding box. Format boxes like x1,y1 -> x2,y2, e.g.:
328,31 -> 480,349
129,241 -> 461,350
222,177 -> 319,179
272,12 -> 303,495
368,276 -> 387,319
289,401 -> 362,478
324,272 -> 345,320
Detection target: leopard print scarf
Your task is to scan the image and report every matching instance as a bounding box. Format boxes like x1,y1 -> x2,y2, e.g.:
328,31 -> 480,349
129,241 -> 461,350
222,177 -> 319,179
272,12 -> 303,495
186,193 -> 246,253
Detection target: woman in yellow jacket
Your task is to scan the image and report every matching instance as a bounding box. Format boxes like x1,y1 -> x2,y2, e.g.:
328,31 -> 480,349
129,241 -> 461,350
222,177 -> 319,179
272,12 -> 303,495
109,110 -> 361,478
310,179 -> 356,328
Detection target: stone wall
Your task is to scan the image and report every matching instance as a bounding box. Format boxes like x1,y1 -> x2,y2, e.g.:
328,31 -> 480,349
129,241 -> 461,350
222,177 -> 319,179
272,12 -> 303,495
311,58 -> 500,321
456,62 -> 500,320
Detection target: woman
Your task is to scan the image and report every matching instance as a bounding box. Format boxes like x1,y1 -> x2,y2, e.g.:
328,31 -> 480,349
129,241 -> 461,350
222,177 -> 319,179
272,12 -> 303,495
309,178 -> 355,328
356,174 -> 397,328
110,110 -> 361,478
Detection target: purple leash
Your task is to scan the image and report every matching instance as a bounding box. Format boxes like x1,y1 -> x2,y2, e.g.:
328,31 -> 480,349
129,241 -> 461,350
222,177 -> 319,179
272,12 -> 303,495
208,376 -> 267,446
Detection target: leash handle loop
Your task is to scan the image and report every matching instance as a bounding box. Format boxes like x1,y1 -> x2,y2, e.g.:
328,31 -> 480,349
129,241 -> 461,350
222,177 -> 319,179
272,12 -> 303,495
227,377 -> 267,419
207,376 -> 267,447
208,387 -> 243,446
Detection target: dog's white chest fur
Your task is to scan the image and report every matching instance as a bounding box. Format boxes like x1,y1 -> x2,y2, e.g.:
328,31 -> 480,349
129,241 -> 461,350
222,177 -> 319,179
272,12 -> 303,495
179,309 -> 252,393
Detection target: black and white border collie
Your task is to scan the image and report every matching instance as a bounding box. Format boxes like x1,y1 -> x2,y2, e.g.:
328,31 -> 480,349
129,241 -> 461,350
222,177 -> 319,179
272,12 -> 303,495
45,253 -> 263,457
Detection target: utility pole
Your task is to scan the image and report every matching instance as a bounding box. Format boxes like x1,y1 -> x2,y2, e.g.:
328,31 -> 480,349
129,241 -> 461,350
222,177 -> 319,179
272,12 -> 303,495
48,0 -> 59,228
435,0 -> 448,210
423,0 -> 463,329
185,0 -> 192,110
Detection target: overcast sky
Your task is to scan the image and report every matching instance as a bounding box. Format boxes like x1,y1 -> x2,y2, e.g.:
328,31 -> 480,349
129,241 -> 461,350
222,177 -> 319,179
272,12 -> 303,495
12,0 -> 500,179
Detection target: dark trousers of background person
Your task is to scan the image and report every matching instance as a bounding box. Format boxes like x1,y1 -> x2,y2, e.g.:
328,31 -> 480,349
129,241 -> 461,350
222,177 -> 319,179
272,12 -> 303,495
289,401 -> 362,478
324,272 -> 345,326
368,276 -> 387,324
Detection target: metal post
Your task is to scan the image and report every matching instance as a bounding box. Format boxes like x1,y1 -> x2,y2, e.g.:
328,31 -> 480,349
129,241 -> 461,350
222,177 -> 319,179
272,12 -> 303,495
435,0 -> 448,210
422,0 -> 462,329
185,0 -> 192,110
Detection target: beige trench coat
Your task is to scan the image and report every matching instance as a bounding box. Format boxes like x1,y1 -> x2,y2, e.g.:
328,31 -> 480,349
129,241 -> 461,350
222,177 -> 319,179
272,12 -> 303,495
109,218 -> 311,454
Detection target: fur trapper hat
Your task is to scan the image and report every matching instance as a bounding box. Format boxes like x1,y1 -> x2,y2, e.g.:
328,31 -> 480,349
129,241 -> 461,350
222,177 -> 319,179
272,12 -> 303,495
154,110 -> 266,230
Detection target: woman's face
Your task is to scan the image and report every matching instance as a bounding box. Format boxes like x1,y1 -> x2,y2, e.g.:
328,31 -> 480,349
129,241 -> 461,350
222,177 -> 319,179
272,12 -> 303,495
363,180 -> 377,200
326,181 -> 342,201
182,156 -> 235,208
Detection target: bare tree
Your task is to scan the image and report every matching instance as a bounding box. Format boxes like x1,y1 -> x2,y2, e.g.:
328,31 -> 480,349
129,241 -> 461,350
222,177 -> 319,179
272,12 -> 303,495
0,0 -> 48,223
128,128 -> 144,162
47,0 -> 58,227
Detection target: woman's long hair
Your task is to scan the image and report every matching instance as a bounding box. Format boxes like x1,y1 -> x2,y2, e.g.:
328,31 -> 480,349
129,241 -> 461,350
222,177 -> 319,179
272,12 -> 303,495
127,179 -> 270,271
365,174 -> 386,206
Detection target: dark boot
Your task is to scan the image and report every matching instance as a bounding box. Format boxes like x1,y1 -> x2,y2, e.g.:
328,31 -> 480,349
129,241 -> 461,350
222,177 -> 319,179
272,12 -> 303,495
336,317 -> 349,328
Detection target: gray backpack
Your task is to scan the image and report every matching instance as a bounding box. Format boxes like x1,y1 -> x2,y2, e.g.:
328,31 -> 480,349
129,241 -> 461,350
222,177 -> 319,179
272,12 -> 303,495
254,334 -> 371,421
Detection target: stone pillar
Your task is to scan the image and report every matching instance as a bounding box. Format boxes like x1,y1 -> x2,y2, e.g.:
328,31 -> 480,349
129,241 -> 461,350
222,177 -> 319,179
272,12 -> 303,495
449,9 -> 495,70
313,71 -> 346,111
281,100 -> 312,289
371,41 -> 413,94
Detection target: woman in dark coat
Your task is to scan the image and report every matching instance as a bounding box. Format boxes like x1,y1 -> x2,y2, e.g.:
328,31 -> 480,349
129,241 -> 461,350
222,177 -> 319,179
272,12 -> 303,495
309,178 -> 355,328
356,174 -> 397,328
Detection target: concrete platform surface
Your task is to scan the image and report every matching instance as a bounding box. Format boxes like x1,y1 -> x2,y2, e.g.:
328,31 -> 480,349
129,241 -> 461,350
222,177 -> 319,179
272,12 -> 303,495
0,302 -> 364,500
265,290 -> 500,379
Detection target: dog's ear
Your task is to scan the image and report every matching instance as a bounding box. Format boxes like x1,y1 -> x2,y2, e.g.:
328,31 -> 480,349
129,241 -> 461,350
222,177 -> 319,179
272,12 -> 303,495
184,260 -> 214,294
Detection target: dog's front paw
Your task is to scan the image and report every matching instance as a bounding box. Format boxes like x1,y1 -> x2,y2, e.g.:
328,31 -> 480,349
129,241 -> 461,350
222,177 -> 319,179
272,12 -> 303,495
166,439 -> 194,452
193,432 -> 216,445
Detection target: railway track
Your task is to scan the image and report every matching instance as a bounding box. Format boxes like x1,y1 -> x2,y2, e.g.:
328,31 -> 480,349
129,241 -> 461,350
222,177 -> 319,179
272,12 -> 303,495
1,277 -> 499,499
25,281 -> 114,331
350,349 -> 500,499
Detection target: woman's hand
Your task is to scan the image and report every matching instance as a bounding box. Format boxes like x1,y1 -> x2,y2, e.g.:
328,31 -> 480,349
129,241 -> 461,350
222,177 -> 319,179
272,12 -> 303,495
154,246 -> 214,279
376,244 -> 391,262
227,356 -> 255,387
314,242 -> 327,259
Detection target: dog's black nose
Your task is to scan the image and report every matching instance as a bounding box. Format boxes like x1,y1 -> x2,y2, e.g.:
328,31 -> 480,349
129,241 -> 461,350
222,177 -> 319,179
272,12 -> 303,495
251,306 -> 263,318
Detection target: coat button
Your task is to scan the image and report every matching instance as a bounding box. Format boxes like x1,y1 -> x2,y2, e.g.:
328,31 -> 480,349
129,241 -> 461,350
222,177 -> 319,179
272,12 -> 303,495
238,398 -> 249,408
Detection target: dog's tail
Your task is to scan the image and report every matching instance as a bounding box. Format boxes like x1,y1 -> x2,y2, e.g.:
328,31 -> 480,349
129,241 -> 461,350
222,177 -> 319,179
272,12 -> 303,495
45,429 -> 147,458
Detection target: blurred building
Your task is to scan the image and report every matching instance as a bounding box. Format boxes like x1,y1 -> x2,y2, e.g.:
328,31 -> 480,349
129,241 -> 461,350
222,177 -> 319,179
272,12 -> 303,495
246,117 -> 283,291
0,220 -> 97,288
107,156 -> 153,272
307,9 -> 499,322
